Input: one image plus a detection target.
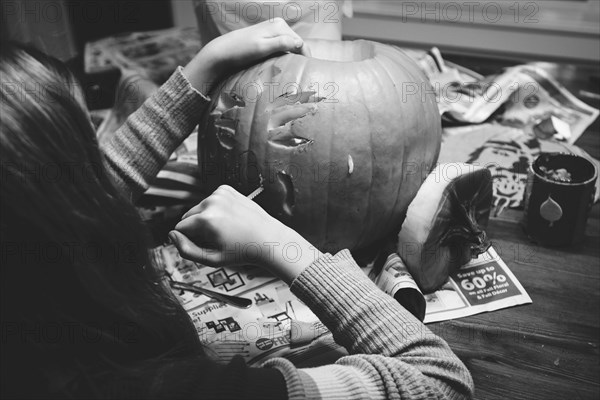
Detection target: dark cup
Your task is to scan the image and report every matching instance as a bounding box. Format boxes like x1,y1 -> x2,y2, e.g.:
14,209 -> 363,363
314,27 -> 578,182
522,153 -> 597,246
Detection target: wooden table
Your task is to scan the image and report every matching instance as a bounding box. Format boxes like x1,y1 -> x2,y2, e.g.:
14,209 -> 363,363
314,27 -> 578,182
428,54 -> 600,400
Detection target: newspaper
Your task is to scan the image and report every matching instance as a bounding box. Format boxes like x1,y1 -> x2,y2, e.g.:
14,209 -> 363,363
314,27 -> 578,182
403,48 -> 599,144
153,244 -> 340,366
85,27 -> 202,84
422,246 -> 532,323
499,64 -> 600,144
153,243 -> 531,365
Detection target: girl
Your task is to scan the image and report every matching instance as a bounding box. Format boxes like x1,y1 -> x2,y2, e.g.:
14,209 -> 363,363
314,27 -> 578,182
1,19 -> 473,399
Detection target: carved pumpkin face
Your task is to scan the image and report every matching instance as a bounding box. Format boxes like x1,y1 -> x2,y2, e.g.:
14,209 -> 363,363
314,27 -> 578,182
199,39 -> 441,252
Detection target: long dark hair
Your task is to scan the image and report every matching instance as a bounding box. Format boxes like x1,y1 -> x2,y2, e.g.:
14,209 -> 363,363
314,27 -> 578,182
0,43 -> 202,398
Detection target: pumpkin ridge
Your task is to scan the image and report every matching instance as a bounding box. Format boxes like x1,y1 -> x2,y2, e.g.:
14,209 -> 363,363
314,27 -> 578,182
336,62 -> 376,248
227,70 -> 252,192
371,54 -> 407,238
383,47 -> 437,232
322,86 -> 336,250
295,56 -> 325,244
258,62 -> 276,192
263,60 -> 280,194
372,52 -> 409,236
257,59 -> 281,194
354,61 -> 377,249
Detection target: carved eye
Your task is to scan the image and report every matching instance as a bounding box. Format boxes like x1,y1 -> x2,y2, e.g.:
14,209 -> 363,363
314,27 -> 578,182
265,90 -> 322,150
266,90 -> 323,112
280,137 -> 312,146
217,92 -> 245,110
269,131 -> 313,149
268,103 -> 317,131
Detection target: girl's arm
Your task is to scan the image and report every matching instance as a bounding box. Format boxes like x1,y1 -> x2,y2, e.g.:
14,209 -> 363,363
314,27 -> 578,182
101,67 -> 210,202
171,186 -> 475,400
265,252 -> 474,400
101,18 -> 308,202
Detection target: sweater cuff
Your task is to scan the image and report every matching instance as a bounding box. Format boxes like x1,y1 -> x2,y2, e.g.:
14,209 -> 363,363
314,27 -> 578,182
175,66 -> 211,102
154,66 -> 211,129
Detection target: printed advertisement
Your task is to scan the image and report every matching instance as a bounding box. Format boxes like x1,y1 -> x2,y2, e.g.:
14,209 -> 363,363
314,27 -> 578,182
154,244 -> 531,364
423,246 -> 532,323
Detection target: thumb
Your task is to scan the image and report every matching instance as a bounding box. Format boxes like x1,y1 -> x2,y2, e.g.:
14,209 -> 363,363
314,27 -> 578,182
168,230 -> 222,266
264,35 -> 304,55
300,43 -> 311,57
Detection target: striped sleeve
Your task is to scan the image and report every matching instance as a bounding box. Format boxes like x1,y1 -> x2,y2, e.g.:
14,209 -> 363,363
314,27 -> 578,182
101,66 -> 211,202
262,250 -> 474,400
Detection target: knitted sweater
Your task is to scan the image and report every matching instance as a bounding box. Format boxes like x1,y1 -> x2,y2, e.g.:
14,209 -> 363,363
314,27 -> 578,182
102,67 -> 474,399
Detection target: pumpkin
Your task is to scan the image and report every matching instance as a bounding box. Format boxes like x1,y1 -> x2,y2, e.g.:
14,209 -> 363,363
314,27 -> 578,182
198,39 -> 442,251
397,163 -> 493,293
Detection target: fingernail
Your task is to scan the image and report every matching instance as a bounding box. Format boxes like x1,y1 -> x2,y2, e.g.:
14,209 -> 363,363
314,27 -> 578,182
294,39 -> 303,48
167,231 -> 177,245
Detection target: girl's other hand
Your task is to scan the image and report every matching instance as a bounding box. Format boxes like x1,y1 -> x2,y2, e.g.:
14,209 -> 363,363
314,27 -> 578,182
169,185 -> 321,284
183,18 -> 309,93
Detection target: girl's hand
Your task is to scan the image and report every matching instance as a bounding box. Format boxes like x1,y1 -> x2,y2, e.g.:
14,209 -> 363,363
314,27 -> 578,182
168,185 -> 321,284
183,18 -> 309,93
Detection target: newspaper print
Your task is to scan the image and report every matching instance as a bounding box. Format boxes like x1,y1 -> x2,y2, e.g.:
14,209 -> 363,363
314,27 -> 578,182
153,243 -> 532,365
423,246 -> 532,323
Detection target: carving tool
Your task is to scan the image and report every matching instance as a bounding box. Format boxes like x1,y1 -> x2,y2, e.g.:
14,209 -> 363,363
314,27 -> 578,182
247,186 -> 264,200
169,280 -> 252,309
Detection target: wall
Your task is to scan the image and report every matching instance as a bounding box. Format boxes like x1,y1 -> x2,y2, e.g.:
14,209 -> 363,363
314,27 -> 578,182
172,0 -> 197,27
172,0 -> 600,62
344,1 -> 600,62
